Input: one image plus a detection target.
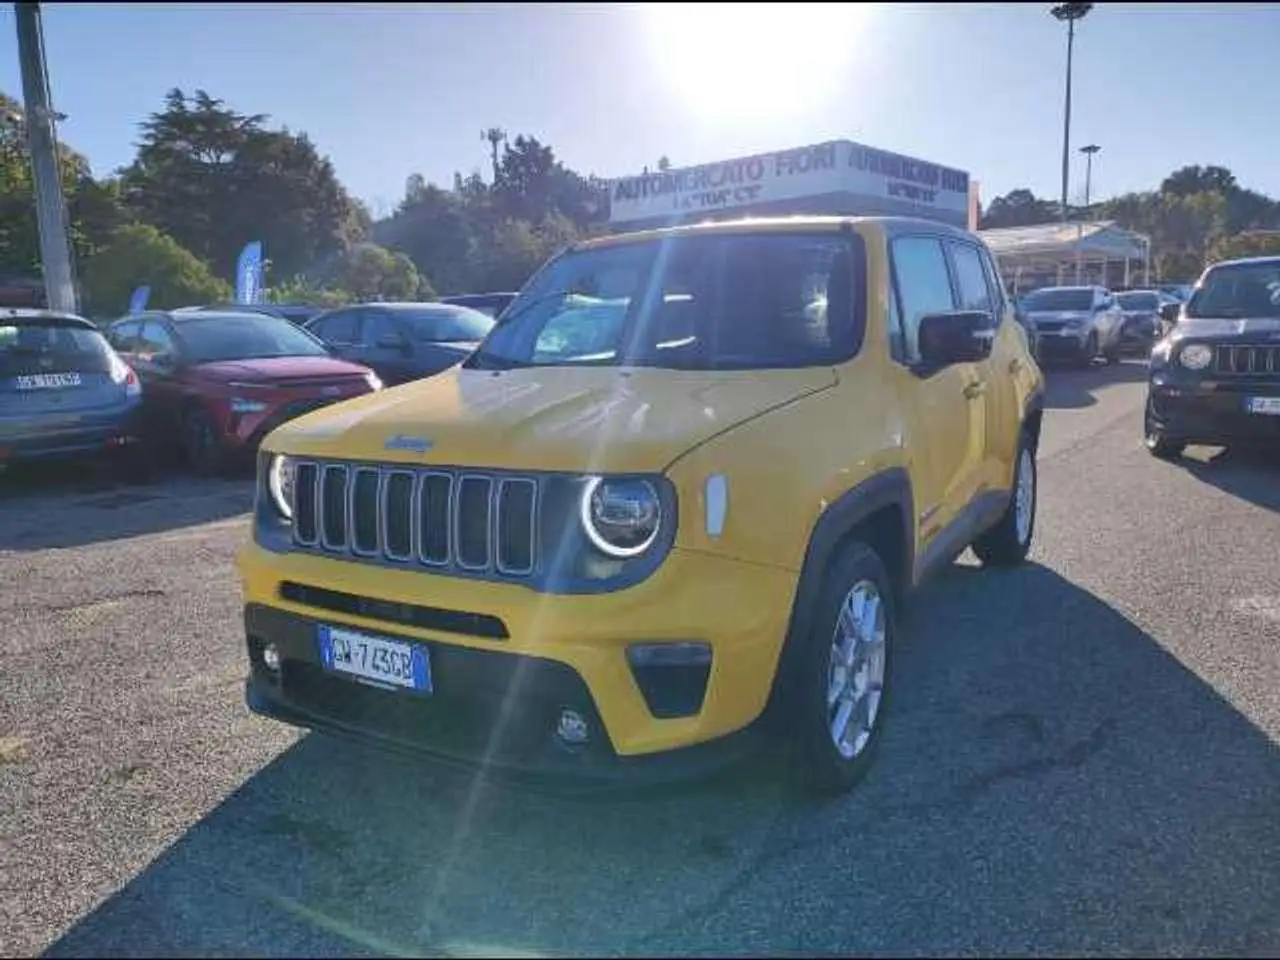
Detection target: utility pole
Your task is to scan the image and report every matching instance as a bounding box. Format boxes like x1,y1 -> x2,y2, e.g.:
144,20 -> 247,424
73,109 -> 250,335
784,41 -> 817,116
15,2 -> 77,313
1051,2 -> 1093,225
1080,143 -> 1101,207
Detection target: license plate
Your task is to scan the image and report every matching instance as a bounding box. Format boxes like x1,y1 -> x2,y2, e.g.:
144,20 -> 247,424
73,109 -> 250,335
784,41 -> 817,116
1245,397 -> 1280,416
317,624 -> 432,692
13,372 -> 82,390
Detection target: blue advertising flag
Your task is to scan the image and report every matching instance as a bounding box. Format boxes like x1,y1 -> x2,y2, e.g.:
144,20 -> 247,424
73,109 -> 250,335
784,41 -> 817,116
127,285 -> 150,315
235,241 -> 264,304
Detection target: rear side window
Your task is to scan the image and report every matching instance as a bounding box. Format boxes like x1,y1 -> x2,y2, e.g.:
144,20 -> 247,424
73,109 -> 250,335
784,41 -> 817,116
948,242 -> 995,314
313,310 -> 360,343
109,320 -> 140,351
890,236 -> 957,363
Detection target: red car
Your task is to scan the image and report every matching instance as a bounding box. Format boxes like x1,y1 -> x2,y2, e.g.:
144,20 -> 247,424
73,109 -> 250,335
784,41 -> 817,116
106,309 -> 382,473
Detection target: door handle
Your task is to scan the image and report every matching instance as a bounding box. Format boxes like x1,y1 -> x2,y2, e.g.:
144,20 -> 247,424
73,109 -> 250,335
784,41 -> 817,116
963,380 -> 988,400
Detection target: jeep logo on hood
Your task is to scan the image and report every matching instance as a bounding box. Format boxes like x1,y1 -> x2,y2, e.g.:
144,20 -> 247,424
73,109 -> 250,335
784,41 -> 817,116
384,434 -> 433,453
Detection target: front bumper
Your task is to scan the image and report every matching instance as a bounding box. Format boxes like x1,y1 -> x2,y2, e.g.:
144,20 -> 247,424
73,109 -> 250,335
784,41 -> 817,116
237,541 -> 799,780
1033,330 -> 1090,362
0,404 -> 143,463
1148,375 -> 1280,445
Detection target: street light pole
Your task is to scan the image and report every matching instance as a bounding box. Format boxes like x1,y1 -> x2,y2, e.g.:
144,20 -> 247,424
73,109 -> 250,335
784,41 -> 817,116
1051,3 -> 1093,225
1080,143 -> 1101,207
14,2 -> 78,313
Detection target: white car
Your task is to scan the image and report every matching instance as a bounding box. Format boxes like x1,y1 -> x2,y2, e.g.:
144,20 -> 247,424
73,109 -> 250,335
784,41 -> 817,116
1019,285 -> 1126,367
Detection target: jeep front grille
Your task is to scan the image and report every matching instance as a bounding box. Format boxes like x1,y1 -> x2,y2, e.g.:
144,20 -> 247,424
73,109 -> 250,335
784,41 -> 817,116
291,461 -> 539,578
1212,343 -> 1280,377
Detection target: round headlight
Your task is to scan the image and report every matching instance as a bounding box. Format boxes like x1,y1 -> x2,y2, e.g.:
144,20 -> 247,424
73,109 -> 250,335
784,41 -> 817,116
579,476 -> 661,558
1179,344 -> 1212,371
268,454 -> 295,519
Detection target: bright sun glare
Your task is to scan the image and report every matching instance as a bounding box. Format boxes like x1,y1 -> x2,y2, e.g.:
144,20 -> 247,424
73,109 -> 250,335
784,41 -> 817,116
643,3 -> 866,124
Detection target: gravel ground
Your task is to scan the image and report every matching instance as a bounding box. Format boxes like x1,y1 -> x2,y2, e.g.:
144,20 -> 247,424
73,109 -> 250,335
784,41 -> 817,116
1,359 -> 1277,958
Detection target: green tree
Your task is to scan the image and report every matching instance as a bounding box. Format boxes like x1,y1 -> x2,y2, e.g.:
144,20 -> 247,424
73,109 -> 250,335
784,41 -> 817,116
376,182 -> 481,295
1206,230 -> 1280,264
334,242 -> 428,301
979,188 -> 1057,229
122,88 -> 366,282
79,222 -> 230,314
0,91 -> 126,277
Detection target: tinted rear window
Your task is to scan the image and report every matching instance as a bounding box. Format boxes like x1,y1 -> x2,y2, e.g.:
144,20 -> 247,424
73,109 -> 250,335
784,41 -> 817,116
0,320 -> 114,378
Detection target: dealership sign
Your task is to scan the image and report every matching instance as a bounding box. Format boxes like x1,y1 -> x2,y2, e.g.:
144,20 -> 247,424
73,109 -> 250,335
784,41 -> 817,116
608,140 -> 970,225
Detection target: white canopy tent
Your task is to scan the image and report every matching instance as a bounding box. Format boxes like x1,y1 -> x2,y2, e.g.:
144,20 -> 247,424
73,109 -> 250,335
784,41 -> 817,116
978,220 -> 1153,295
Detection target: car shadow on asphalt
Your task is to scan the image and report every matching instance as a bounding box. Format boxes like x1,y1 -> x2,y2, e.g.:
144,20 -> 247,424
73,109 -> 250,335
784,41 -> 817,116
0,458 -> 254,551
1042,358 -> 1149,411
42,562 -> 1280,958
1177,446 -> 1280,513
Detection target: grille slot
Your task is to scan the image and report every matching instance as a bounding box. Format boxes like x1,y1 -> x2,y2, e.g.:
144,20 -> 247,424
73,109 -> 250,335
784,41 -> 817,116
1213,343 -> 1280,377
320,465 -> 348,550
350,468 -> 381,556
291,461 -> 539,579
455,476 -> 493,570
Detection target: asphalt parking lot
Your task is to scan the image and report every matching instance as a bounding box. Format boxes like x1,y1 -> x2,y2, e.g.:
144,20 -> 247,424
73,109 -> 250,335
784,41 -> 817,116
2,359 -> 1278,958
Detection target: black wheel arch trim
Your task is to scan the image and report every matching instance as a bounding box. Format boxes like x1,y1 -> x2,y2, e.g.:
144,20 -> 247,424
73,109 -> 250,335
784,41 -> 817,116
766,466 -> 914,718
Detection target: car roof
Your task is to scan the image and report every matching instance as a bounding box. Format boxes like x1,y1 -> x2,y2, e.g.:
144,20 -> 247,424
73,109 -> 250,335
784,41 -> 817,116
1,308 -> 96,329
1208,255 -> 1280,269
145,309 -> 285,324
1027,285 -> 1098,293
575,214 -> 980,251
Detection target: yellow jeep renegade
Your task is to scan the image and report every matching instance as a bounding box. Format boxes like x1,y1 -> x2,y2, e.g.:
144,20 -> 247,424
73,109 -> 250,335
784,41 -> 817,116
237,216 -> 1045,794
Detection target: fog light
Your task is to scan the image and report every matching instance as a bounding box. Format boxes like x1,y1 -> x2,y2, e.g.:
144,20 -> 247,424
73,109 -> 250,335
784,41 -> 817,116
262,642 -> 282,673
555,708 -> 590,747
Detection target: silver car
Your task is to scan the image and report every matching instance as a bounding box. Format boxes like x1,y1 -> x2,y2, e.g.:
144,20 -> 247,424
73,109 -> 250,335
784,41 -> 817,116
1019,285 -> 1126,367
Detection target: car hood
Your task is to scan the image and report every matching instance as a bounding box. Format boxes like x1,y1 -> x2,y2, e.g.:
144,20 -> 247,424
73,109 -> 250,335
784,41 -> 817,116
190,355 -> 371,383
1175,316 -> 1280,340
1026,310 -> 1091,322
266,364 -> 837,473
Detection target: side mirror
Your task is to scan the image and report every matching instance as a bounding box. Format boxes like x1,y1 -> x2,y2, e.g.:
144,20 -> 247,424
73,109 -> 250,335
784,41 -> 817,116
918,311 -> 995,368
1160,302 -> 1181,324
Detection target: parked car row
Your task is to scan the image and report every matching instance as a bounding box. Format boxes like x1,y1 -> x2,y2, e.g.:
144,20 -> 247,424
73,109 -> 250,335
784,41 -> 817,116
1014,284 -> 1174,366
1,293 -> 505,476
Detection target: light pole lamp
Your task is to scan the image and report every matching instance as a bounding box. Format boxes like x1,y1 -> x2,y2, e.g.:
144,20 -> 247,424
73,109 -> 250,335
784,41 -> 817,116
1051,2 -> 1093,224
1079,143 -> 1101,207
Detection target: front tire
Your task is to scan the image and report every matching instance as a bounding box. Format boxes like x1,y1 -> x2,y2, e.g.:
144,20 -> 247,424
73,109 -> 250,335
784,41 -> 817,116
972,435 -> 1037,567
1078,332 -> 1099,368
182,406 -> 226,476
1144,396 -> 1186,460
789,542 -> 895,797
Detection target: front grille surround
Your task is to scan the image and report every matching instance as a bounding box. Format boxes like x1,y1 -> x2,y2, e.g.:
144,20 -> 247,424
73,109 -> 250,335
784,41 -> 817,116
1212,343 -> 1280,377
291,459 -> 544,582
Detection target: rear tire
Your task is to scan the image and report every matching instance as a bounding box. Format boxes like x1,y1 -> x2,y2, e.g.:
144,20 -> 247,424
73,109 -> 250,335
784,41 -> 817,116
787,542 -> 896,797
972,433 -> 1037,567
182,406 -> 226,476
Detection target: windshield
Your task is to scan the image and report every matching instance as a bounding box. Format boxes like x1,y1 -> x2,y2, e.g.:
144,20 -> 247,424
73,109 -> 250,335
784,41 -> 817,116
1022,288 -> 1094,312
468,233 -> 858,371
0,320 -> 115,378
395,306 -> 494,342
1186,261 -> 1280,319
1117,292 -> 1160,311
175,313 -> 331,363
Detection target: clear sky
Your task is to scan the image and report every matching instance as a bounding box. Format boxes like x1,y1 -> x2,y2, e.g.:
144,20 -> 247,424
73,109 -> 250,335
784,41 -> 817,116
0,2 -> 1275,217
